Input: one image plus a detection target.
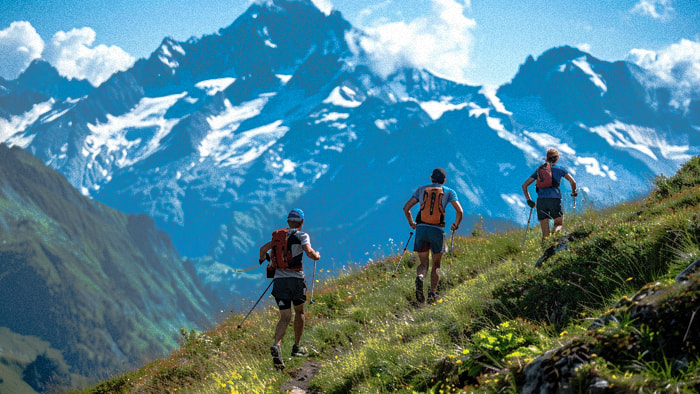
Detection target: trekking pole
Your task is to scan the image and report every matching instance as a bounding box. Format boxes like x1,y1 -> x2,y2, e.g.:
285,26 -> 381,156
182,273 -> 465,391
233,263 -> 262,273
309,259 -> 318,304
445,230 -> 455,280
235,253 -> 270,273
237,280 -> 273,328
393,231 -> 414,276
522,207 -> 534,246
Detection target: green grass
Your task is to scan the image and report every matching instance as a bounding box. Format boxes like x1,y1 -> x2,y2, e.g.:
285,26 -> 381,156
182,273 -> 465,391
78,156 -> 700,393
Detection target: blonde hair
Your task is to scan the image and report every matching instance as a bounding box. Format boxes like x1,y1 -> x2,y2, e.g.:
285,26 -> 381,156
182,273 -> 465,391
546,148 -> 559,163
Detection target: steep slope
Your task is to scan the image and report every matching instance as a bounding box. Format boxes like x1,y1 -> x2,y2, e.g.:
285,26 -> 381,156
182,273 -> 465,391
82,156 -> 700,393
0,143 -> 216,389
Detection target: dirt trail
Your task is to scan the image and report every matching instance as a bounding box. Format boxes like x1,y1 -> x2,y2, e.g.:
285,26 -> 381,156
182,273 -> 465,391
279,361 -> 320,393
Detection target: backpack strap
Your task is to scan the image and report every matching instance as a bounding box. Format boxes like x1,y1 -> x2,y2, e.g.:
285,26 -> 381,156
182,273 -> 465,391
286,229 -> 303,269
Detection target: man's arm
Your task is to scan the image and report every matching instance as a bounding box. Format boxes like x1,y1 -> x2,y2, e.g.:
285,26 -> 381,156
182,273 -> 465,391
402,197 -> 419,229
522,177 -> 536,208
450,200 -> 463,231
303,244 -> 321,261
258,241 -> 272,263
564,173 -> 577,196
522,177 -> 535,201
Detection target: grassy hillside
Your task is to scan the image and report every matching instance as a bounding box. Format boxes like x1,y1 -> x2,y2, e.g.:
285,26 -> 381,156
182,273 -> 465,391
0,144 -> 218,392
80,156 -> 699,393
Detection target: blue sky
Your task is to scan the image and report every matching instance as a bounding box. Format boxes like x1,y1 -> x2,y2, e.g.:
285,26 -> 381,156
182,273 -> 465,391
1,0 -> 699,88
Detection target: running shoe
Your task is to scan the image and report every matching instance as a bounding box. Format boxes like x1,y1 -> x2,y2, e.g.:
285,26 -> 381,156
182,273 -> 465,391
271,344 -> 285,370
291,344 -> 308,357
415,276 -> 425,303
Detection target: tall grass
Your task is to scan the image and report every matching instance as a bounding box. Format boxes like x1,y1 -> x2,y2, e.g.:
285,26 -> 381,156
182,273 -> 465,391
78,157 -> 700,393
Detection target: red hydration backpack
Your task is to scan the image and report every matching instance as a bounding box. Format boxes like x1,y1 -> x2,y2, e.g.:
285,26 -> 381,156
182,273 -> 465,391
416,186 -> 445,227
536,162 -> 553,189
269,228 -> 302,273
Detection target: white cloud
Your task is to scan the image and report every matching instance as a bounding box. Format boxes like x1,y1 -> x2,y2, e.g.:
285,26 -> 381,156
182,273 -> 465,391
347,0 -> 476,82
43,27 -> 135,86
575,43 -> 592,53
0,21 -> 44,80
255,0 -> 333,15
627,39 -> 700,109
0,22 -> 135,86
630,0 -> 674,21
310,0 -> 334,15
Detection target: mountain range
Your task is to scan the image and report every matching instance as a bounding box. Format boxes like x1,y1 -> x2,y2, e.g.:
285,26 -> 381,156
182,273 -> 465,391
1,0 -> 698,311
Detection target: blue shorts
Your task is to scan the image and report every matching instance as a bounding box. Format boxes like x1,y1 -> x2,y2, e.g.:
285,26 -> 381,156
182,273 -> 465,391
414,225 -> 446,254
537,198 -> 563,221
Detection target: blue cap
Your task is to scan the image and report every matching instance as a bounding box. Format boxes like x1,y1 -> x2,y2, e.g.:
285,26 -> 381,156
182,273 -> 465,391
287,208 -> 304,222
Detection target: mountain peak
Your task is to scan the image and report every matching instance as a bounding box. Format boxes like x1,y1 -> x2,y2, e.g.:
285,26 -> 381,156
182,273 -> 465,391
255,0 -> 325,11
498,45 -> 598,99
155,37 -> 187,69
13,58 -> 93,99
537,45 -> 589,67
17,59 -> 62,84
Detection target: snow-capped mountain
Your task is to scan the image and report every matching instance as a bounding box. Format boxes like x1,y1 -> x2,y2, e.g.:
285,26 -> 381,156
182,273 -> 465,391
1,0 -> 697,297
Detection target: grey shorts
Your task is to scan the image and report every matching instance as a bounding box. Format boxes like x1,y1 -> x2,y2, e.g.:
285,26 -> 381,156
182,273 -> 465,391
271,277 -> 307,310
414,225 -> 447,254
537,198 -> 563,221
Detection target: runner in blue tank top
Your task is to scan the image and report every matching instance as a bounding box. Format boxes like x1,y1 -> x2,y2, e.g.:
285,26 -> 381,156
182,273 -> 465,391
522,148 -> 578,241
403,168 -> 464,303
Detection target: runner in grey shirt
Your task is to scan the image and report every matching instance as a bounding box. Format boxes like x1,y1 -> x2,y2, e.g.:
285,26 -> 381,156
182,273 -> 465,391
258,208 -> 320,369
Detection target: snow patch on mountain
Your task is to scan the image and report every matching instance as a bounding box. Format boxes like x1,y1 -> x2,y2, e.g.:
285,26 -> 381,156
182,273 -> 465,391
85,93 -> 185,167
201,119 -> 289,168
206,94 -> 273,132
315,130 -> 357,153
480,86 -> 511,115
571,56 -> 607,93
157,40 -> 185,71
0,100 -> 54,147
419,99 -> 468,120
374,118 -> 396,130
195,78 -> 236,95
42,107 -> 72,124
488,120 -> 538,161
160,40 -> 185,57
276,74 -> 292,84
314,111 -> 349,125
201,94 -> 285,166
159,55 -> 179,70
586,120 -> 692,161
274,158 -> 297,175
324,85 -> 363,108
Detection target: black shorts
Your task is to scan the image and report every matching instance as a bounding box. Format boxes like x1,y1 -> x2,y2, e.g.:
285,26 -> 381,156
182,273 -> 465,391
271,277 -> 307,310
537,198 -> 563,221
